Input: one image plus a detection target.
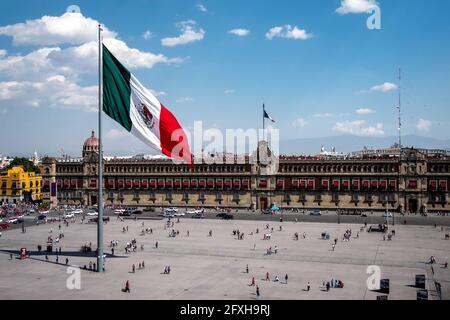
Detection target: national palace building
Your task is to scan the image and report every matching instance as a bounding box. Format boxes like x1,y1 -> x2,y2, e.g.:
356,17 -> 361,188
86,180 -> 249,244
39,131 -> 450,213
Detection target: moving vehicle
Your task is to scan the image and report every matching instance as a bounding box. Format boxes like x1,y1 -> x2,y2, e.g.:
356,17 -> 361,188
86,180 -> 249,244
39,209 -> 50,215
165,207 -> 179,213
222,214 -> 234,220
6,217 -> 18,224
86,211 -> 98,217
192,213 -> 205,219
119,211 -> 132,217
132,210 -> 143,215
173,212 -> 186,217
63,213 -> 75,219
186,209 -> 205,215
383,212 -> 393,218
0,223 -> 10,230
13,218 -> 24,224
114,208 -> 126,215
89,217 -> 110,223
310,210 -> 322,216
72,209 -> 83,215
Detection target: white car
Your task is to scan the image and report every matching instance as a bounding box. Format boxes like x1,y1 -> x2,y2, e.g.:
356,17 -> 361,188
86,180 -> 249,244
39,210 -> 50,215
7,218 -> 18,224
173,212 -> 186,217
72,209 -> 83,215
86,211 -> 98,217
383,212 -> 393,218
186,209 -> 205,215
63,213 -> 75,219
114,209 -> 126,215
165,208 -> 179,213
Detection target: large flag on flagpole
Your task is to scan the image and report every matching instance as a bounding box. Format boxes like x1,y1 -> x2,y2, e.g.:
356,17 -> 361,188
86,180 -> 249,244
102,45 -> 192,164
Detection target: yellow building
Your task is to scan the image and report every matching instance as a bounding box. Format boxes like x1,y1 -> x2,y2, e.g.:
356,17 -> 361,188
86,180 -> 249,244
0,166 -> 43,204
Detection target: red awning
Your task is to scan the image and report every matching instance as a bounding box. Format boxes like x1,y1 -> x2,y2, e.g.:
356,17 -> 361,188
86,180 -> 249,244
149,180 -> 156,188
158,180 -> 165,187
199,180 -> 206,187
277,180 -> 284,187
64,180 -> 69,186
333,181 -> 340,188
429,181 -> 437,188
225,180 -> 231,186
291,180 -> 299,188
439,181 -> 447,188
371,181 -> 378,188
90,180 -> 97,188
259,180 -> 267,187
234,180 -> 240,187
389,180 -> 396,188
216,180 -> 223,187
242,180 -> 249,188
362,181 -> 369,187
322,181 -> 329,187
166,180 -> 173,187
134,180 -> 140,188
343,181 -> 349,187
108,179 -> 115,187
307,180 -> 314,188
380,181 -> 387,187
118,180 -> 124,188
183,180 -> 189,187
141,180 -> 148,187
207,180 -> 214,187
126,180 -> 132,188
174,180 -> 181,187
191,180 -> 198,187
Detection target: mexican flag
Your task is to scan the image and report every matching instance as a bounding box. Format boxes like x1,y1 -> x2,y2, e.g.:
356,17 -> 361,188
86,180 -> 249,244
102,45 -> 192,164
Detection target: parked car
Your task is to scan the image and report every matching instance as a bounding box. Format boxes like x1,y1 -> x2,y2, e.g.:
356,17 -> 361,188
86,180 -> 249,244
86,211 -> 98,217
63,213 -> 75,219
173,212 -> 186,217
310,210 -> 322,216
13,218 -> 24,224
165,207 -> 179,213
132,210 -> 143,215
89,217 -> 110,223
222,214 -> 234,220
192,213 -> 205,219
216,213 -> 227,218
72,209 -> 83,215
383,212 -> 393,218
119,211 -> 132,217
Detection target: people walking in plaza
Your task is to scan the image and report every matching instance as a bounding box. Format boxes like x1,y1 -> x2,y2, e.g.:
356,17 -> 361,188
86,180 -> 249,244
266,272 -> 270,281
9,253 -> 13,260
142,261 -> 145,269
65,258 -> 69,265
285,274 -> 289,284
332,243 -> 336,251
306,282 -> 311,291
124,280 -> 130,293
155,241 -> 158,249
246,265 -> 249,273
251,277 -> 255,286
256,286 -> 260,299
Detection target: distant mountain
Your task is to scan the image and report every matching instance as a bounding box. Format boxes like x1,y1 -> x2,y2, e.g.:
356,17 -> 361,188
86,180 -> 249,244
280,135 -> 450,156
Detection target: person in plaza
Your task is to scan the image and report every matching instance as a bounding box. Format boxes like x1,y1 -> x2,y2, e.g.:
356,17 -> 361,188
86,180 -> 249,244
124,280 -> 130,293
251,277 -> 255,286
65,258 -> 69,265
142,261 -> 145,269
332,243 -> 336,251
285,274 -> 289,284
246,265 -> 249,273
306,282 -> 311,291
274,276 -> 280,282
266,272 -> 270,281
155,241 -> 158,249
256,286 -> 260,298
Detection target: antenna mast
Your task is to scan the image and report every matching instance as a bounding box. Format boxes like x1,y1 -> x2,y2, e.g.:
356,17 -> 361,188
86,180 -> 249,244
398,68 -> 402,149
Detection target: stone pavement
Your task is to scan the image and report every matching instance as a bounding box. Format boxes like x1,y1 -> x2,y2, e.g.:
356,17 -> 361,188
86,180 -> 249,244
0,217 -> 449,300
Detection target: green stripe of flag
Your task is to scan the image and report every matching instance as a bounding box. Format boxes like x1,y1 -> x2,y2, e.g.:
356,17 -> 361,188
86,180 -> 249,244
102,44 -> 133,132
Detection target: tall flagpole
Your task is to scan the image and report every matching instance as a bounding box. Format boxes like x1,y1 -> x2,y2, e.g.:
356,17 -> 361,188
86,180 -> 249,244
263,103 -> 265,141
97,24 -> 104,273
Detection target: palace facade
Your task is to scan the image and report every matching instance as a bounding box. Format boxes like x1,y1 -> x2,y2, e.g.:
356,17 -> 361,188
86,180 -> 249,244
39,132 -> 450,213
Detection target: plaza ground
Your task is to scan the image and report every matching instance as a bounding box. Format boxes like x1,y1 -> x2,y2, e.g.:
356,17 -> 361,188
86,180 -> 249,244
0,216 -> 449,300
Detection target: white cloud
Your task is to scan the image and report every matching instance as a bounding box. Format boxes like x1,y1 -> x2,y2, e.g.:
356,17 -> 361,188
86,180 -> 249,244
196,4 -> 208,12
336,0 -> 379,15
356,108 -> 375,115
292,118 -> 308,128
229,29 -> 250,37
224,89 -> 234,94
0,76 -> 97,112
333,120 -> 384,137
176,97 -> 193,103
161,21 -> 205,47
370,82 -> 398,92
143,30 -> 153,40
417,119 -> 432,132
106,129 -> 130,139
150,90 -> 167,97
0,12 -> 117,46
312,113 -> 334,118
0,12 -> 183,113
266,25 -> 313,40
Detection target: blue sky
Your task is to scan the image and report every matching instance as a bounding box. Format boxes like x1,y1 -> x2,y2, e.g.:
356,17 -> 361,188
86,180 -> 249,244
0,0 -> 449,156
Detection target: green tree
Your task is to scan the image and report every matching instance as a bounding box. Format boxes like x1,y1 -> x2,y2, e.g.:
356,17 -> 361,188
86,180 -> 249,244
7,158 -> 38,173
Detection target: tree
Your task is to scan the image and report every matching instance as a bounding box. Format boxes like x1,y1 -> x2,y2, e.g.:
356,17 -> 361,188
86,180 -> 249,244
7,158 -> 38,173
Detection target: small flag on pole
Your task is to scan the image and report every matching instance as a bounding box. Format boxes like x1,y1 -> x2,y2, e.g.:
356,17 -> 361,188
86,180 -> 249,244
264,109 -> 276,123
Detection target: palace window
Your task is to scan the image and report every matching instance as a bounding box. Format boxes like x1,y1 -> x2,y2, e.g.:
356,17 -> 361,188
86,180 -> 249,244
198,192 -> 206,203
332,193 -> 339,203
182,192 -> 189,202
233,193 -> 240,203
315,194 -> 322,202
148,192 -> 156,201
351,193 -> 359,203
215,193 -> 223,201
133,192 -> 140,200
283,194 -> 291,203
299,193 -> 306,202
166,192 -> 173,202
365,193 -> 373,203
